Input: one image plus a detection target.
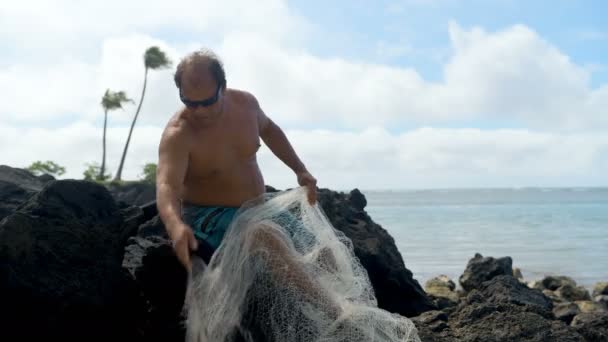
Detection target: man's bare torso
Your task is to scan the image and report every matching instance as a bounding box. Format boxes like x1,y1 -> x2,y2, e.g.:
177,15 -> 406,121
164,89 -> 266,207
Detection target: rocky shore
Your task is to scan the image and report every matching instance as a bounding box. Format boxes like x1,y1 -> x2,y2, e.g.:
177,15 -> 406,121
416,254 -> 608,341
1,164 -> 606,341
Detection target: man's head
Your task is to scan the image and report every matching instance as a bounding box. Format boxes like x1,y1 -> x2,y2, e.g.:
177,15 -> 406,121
174,49 -> 227,117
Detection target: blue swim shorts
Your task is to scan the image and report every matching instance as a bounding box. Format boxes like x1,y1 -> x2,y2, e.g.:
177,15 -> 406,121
181,203 -> 240,262
181,200 -> 317,262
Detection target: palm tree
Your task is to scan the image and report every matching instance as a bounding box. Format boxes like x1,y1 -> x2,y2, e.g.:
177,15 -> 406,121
114,46 -> 172,181
100,89 -> 133,180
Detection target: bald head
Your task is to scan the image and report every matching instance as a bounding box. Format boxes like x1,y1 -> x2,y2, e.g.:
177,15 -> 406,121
174,49 -> 227,91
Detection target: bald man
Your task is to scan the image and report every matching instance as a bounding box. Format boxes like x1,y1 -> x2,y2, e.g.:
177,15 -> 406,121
156,49 -> 318,272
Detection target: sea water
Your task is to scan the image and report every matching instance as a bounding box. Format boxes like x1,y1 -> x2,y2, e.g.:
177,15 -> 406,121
363,188 -> 608,291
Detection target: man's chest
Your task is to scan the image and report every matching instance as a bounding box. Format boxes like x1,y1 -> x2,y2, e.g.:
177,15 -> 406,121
188,113 -> 261,171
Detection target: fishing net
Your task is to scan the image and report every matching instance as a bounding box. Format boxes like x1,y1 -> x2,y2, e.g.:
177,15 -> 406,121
183,186 -> 420,342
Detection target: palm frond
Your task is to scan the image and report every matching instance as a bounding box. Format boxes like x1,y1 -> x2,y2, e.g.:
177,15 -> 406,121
101,89 -> 135,111
144,46 -> 172,70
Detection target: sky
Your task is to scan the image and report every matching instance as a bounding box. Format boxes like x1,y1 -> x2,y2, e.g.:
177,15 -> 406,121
1,0 -> 607,190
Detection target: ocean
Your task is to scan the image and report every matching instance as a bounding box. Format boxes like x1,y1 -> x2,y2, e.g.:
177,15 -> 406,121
363,188 -> 608,292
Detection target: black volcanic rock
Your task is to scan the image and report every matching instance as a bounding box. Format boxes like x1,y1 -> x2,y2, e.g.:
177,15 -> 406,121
0,179 -> 144,340
0,166 -> 434,338
554,302 -> 581,324
571,312 -> 608,341
540,275 -> 577,291
449,302 -> 583,341
7,166 -> 603,342
0,165 -> 54,220
593,282 -> 608,297
348,188 -> 367,211
459,253 -> 513,292
413,259 -> 592,342
316,187 -> 435,317
107,181 -> 156,207
479,275 -> 554,319
122,216 -> 188,341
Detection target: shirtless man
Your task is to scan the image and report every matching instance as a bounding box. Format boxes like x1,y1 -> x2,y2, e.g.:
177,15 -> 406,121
156,49 -> 318,272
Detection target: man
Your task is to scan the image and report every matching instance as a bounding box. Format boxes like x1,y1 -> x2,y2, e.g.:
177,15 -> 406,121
155,50 -> 421,341
156,49 -> 318,272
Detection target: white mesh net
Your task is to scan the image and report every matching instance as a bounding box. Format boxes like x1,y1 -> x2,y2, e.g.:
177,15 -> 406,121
183,186 -> 421,342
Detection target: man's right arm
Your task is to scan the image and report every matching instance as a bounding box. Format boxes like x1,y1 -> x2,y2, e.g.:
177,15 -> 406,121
156,126 -> 198,271
156,127 -> 189,240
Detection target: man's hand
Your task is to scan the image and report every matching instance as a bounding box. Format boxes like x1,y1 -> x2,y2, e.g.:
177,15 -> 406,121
297,171 -> 317,205
168,222 -> 198,272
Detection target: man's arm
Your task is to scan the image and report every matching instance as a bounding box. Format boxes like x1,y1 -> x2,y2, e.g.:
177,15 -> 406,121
156,125 -> 198,270
156,127 -> 189,234
255,97 -> 307,174
252,94 -> 318,204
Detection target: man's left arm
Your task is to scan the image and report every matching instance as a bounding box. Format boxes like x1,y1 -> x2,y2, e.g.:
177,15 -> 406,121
252,94 -> 318,204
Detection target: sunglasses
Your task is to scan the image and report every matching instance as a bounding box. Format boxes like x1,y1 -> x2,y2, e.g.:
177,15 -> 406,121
179,84 -> 221,108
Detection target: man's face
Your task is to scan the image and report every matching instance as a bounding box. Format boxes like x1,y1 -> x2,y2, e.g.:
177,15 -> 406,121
179,70 -> 223,117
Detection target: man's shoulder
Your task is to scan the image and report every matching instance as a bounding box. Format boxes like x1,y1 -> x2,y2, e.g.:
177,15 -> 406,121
228,88 -> 260,108
160,112 -> 191,146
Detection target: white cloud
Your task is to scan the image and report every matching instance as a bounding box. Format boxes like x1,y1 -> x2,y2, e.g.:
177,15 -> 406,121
1,0 -> 607,188
0,60 -> 98,122
0,0 -> 309,52
0,34 -> 180,125
2,6 -> 607,131
0,120 -> 162,181
219,23 -> 608,131
442,22 -> 603,129
278,127 -> 608,189
0,0 -> 310,125
2,122 -> 606,189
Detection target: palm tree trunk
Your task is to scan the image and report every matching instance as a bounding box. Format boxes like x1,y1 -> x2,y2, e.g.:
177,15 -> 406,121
114,67 -> 148,181
99,109 -> 108,180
